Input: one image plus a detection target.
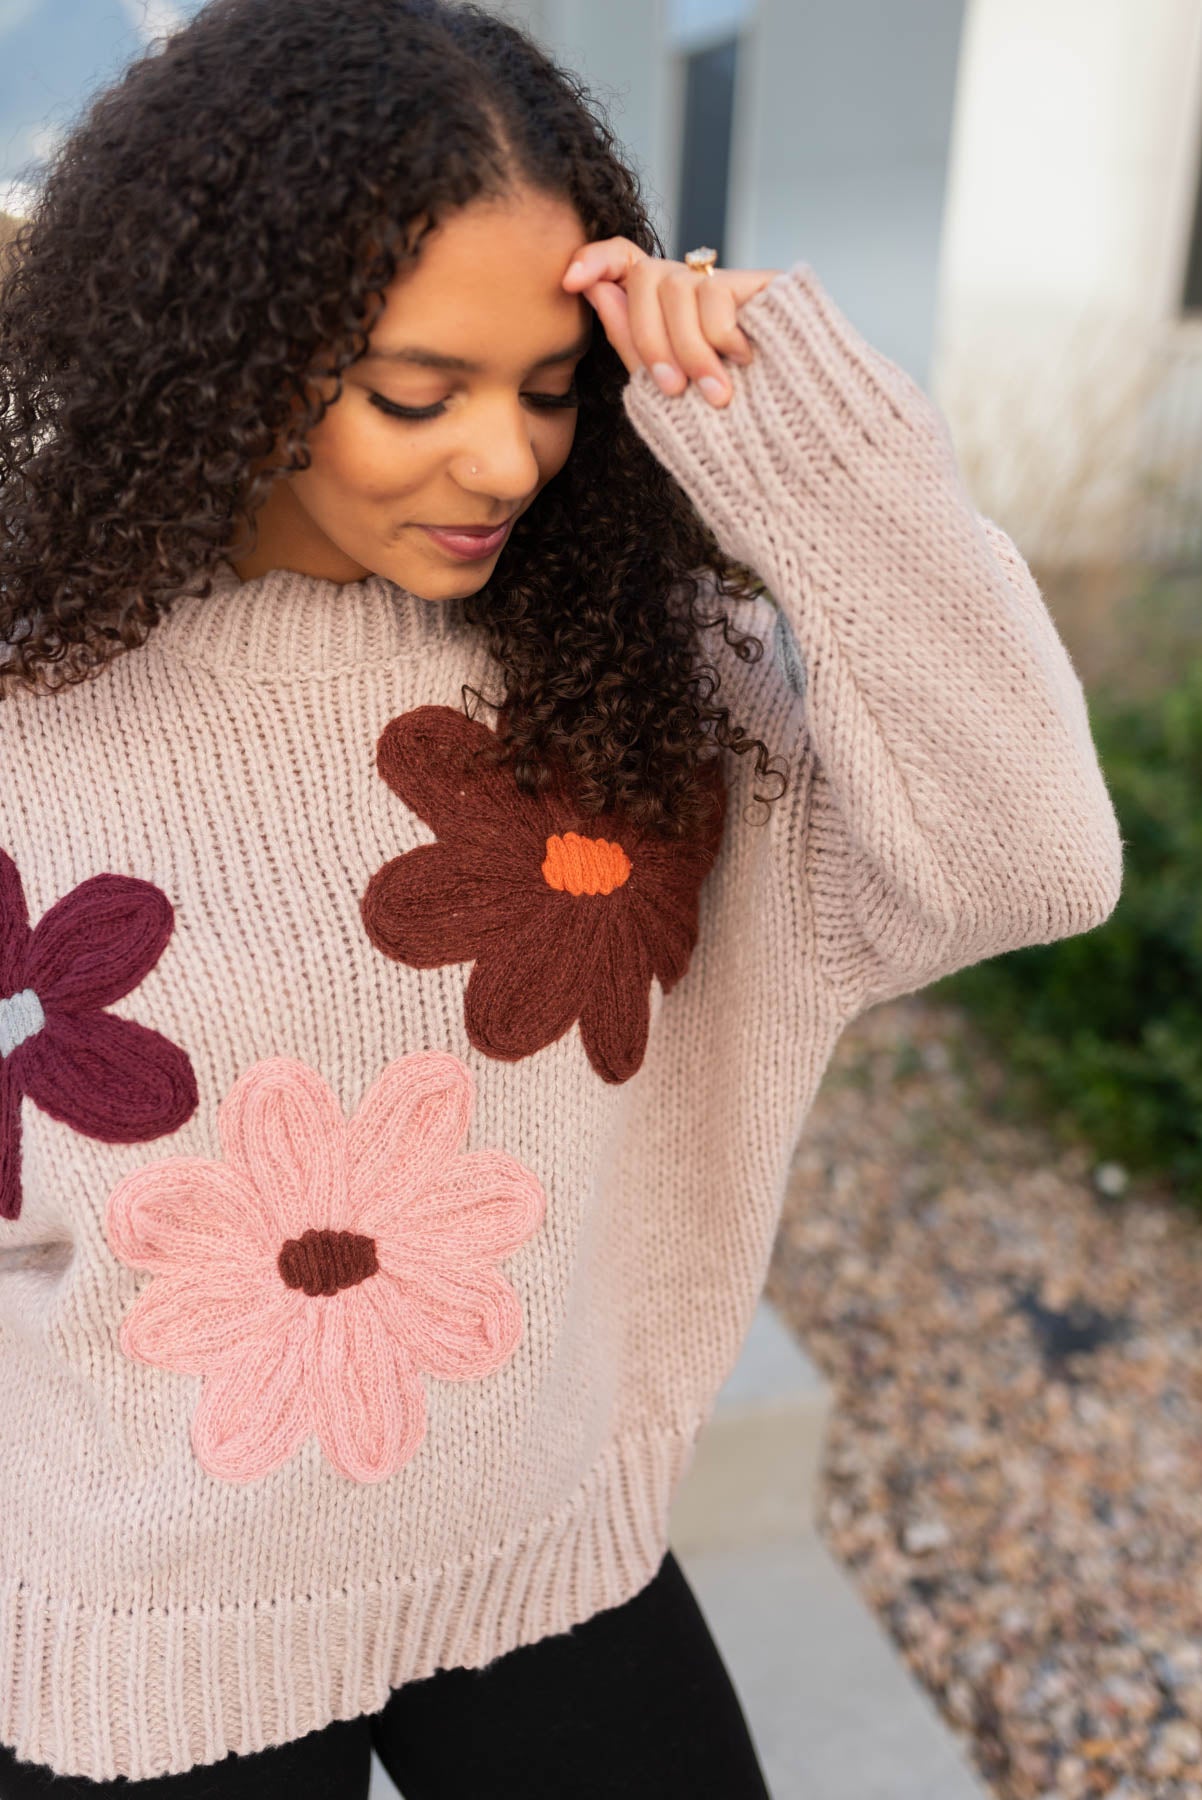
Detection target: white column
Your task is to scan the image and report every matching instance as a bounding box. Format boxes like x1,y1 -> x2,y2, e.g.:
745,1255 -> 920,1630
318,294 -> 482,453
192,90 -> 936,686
933,0 -> 1202,564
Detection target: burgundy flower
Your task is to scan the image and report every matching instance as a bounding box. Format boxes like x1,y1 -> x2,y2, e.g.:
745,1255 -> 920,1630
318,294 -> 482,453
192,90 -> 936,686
361,706 -> 727,1084
0,850 -> 198,1221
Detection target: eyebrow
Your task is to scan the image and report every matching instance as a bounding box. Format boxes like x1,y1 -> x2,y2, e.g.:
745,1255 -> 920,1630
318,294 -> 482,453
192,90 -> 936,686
360,324 -> 595,372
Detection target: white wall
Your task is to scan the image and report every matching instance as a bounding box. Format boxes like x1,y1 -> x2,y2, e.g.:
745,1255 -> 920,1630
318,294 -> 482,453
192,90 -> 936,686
932,0 -> 1202,564
937,0 -> 1202,323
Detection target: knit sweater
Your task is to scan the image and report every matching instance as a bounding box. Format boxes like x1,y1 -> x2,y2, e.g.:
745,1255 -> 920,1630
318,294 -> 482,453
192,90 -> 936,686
0,262 -> 1123,1781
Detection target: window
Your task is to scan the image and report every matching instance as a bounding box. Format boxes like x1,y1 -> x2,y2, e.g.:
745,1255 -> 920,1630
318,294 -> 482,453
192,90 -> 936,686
672,34 -> 740,264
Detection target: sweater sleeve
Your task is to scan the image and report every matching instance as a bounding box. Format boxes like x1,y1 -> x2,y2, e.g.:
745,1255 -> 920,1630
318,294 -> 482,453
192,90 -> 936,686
621,260 -> 1125,1020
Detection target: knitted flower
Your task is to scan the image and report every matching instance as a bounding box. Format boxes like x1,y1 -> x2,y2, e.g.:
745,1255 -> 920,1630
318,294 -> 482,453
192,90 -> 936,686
0,849 -> 198,1222
361,706 -> 727,1084
105,1051 -> 545,1485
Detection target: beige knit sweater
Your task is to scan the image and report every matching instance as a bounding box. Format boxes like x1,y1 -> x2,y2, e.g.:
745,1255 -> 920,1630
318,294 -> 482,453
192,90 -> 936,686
0,262 -> 1123,1780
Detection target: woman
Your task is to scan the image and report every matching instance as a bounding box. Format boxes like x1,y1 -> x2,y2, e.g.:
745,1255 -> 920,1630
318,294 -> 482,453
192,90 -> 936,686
0,0 -> 1123,1793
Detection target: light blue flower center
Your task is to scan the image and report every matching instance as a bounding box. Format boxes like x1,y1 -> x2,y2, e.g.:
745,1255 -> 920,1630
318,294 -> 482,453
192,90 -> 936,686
0,988 -> 45,1057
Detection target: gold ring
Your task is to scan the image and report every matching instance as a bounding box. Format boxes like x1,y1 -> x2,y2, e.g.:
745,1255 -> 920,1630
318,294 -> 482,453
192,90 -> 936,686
684,246 -> 718,278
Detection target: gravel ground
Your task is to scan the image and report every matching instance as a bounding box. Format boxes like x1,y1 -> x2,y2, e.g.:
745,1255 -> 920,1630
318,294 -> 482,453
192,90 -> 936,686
765,993 -> 1202,1800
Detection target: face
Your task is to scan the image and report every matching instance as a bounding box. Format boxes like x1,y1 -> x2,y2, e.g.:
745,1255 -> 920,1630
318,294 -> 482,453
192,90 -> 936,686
233,186 -> 593,598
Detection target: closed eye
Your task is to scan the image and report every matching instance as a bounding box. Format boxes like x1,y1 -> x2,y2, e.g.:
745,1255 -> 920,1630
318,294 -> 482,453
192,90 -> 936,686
369,388 -> 580,422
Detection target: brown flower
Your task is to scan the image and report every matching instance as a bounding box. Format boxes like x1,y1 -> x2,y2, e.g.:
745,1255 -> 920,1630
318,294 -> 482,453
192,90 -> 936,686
361,706 -> 726,1084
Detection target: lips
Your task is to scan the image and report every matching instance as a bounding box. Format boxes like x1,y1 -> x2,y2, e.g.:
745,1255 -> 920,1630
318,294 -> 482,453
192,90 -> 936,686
419,515 -> 516,562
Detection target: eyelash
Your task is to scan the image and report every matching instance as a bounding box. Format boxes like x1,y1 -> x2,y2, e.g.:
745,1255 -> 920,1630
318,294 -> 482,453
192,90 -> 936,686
369,387 -> 580,422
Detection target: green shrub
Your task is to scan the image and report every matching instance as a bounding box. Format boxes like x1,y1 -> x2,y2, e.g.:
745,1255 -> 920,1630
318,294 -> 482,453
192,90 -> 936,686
930,652 -> 1202,1204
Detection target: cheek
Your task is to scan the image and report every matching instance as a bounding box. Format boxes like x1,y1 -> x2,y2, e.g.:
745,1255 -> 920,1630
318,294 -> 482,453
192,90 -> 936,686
300,405 -> 430,501
537,413 -> 579,481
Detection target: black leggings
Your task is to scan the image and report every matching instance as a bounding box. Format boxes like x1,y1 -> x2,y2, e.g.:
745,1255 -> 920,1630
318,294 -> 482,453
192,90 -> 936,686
0,1551 -> 772,1798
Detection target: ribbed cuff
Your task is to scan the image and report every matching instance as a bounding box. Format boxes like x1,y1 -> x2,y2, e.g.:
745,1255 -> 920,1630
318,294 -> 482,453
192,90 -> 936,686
621,260 -> 957,577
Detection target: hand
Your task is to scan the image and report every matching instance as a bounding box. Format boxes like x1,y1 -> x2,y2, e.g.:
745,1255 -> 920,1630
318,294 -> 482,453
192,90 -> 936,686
562,239 -> 781,407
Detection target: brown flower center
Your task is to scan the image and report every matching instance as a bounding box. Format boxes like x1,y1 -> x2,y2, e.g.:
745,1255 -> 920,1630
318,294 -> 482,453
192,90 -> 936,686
277,1227 -> 379,1297
541,831 -> 632,897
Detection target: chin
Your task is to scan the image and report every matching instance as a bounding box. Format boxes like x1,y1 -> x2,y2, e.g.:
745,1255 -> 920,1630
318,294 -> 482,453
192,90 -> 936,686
408,561 -> 496,601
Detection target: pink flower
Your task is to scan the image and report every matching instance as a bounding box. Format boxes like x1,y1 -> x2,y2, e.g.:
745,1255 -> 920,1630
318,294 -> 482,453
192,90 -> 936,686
104,1052 -> 545,1484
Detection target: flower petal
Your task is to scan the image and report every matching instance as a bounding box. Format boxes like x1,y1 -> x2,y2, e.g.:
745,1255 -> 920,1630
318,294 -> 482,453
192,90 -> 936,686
0,849 -> 30,992
217,1057 -> 349,1238
190,1326 -> 315,1483
117,1263 -> 301,1375
105,1157 -> 281,1274
576,905 -> 655,1083
27,874 -> 176,1011
0,1060 -> 22,1222
312,1290 -> 428,1482
15,1010 -> 198,1143
375,704 -> 556,843
366,1260 -> 525,1381
361,841 -> 526,969
345,1052 -> 474,1228
631,855 -> 718,989
623,801 -> 725,994
462,902 -> 603,1062
372,1149 -> 545,1260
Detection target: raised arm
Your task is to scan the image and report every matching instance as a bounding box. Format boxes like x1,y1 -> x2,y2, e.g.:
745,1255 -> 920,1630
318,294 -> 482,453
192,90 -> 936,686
622,262 -> 1124,1018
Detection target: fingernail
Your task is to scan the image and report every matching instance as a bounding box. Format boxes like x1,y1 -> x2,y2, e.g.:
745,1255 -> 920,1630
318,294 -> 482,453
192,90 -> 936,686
698,375 -> 728,403
565,261 -> 586,282
652,362 -> 683,393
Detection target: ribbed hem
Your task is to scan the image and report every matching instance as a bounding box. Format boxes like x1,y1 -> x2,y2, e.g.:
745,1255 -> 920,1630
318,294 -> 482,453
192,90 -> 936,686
0,1420 -> 701,1783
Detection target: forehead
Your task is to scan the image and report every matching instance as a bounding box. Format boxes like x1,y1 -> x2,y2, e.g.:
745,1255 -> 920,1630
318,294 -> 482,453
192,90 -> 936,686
368,190 -> 591,370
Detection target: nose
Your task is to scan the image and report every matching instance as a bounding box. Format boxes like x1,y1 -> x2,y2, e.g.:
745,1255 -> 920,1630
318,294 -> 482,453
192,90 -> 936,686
454,396 -> 542,503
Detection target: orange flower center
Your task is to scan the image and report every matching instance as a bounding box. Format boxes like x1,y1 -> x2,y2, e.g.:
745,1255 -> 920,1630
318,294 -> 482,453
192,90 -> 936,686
278,1227 -> 379,1297
541,832 -> 632,897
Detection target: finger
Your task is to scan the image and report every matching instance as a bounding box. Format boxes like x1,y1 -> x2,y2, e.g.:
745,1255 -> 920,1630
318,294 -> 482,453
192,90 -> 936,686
658,269 -> 734,405
562,238 -> 649,292
725,268 -> 784,307
582,279 -> 638,373
624,261 -> 687,393
698,279 -> 755,366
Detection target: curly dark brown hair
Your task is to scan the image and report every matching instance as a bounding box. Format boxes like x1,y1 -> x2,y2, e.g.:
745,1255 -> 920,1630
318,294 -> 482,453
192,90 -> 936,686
0,0 -> 790,837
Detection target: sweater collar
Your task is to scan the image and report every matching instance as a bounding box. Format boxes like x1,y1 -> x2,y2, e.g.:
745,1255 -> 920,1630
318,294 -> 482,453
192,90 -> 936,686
149,558 -> 475,678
